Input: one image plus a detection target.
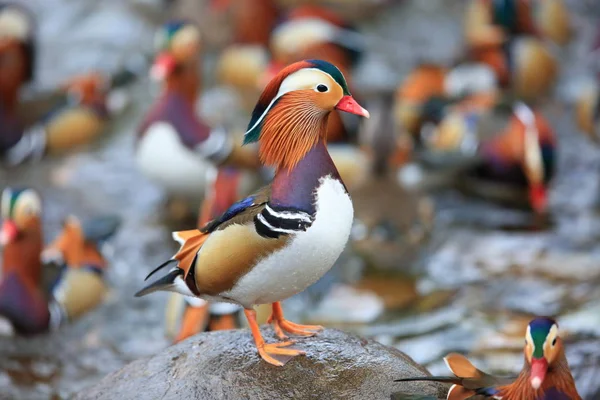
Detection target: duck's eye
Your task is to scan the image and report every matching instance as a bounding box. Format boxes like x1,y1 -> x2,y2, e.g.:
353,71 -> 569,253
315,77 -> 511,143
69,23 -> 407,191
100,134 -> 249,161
552,338 -> 557,346
316,84 -> 328,93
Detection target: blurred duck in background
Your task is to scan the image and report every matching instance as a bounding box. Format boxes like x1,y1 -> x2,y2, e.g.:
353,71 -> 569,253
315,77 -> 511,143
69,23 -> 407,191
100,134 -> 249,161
0,188 -> 120,335
470,103 -> 554,214
464,0 -> 570,100
433,102 -> 555,214
0,2 -> 134,167
136,21 -> 260,220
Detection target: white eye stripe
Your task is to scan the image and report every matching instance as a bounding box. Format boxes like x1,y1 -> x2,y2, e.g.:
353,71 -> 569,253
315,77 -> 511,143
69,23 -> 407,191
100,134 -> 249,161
526,325 -> 535,354
544,324 -> 559,348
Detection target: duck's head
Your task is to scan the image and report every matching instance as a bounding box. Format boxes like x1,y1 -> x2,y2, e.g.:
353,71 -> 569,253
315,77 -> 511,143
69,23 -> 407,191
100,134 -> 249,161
151,21 -> 201,82
0,187 -> 42,247
0,3 -> 35,90
244,59 -> 369,170
524,317 -> 561,390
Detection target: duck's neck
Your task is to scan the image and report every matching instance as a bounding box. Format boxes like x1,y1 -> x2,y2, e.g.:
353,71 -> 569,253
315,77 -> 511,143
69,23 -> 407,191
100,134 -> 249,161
163,69 -> 201,105
0,85 -> 19,112
270,140 -> 343,215
499,355 -> 581,400
2,227 -> 43,286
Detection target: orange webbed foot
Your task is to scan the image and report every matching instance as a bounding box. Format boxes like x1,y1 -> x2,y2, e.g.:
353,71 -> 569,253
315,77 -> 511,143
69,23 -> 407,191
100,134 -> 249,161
268,302 -> 323,338
274,319 -> 324,337
245,308 -> 306,367
257,340 -> 305,367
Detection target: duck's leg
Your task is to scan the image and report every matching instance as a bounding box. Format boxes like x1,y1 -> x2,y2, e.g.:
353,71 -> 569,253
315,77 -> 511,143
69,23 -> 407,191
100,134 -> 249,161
174,303 -> 209,343
244,309 -> 304,366
268,302 -> 323,340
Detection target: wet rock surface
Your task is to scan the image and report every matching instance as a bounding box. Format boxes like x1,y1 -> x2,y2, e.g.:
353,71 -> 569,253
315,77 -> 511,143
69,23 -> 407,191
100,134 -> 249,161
76,328 -> 446,400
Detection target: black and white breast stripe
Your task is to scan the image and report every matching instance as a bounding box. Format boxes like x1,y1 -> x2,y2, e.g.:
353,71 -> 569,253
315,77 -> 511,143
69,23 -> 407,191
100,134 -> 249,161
254,204 -> 314,239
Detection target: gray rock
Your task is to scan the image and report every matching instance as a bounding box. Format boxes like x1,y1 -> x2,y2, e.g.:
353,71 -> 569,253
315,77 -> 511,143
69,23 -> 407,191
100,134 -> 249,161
76,328 -> 447,400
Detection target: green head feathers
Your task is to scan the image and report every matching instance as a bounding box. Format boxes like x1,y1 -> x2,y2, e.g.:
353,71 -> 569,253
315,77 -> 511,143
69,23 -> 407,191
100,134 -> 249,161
528,317 -> 558,358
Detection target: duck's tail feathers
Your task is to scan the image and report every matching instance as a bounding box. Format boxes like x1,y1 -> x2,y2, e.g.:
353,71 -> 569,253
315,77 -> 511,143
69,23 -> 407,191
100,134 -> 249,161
443,353 -> 486,380
135,268 -> 183,297
171,230 -> 209,278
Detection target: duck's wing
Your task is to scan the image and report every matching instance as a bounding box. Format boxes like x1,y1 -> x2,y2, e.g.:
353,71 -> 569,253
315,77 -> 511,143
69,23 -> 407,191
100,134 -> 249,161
135,184 -> 314,298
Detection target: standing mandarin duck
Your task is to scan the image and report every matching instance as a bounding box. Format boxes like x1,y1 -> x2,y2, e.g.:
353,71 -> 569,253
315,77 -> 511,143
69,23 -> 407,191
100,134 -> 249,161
136,21 -> 260,214
0,2 -> 129,166
0,188 -> 119,335
393,317 -> 581,400
464,0 -> 565,100
135,59 -> 370,366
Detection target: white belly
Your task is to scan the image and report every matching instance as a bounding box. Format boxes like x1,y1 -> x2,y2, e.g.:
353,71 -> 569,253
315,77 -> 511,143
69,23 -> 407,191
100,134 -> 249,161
135,122 -> 214,198
224,176 -> 354,307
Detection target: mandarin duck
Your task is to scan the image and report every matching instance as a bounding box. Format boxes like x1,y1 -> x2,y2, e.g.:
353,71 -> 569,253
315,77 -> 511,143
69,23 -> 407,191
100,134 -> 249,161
136,21 -> 260,214
464,0 -> 564,100
394,62 -> 498,145
0,188 -> 119,335
136,59 -> 370,366
0,2 -> 133,166
463,102 -> 555,214
393,317 -> 581,400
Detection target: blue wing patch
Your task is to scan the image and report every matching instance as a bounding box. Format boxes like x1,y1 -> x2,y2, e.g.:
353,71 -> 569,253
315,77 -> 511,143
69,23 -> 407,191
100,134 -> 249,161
201,196 -> 256,233
477,387 -> 500,396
